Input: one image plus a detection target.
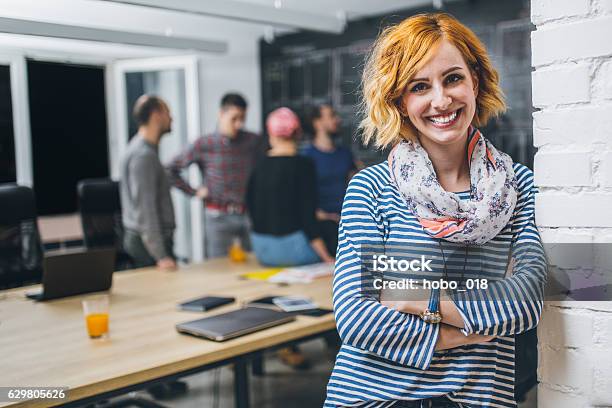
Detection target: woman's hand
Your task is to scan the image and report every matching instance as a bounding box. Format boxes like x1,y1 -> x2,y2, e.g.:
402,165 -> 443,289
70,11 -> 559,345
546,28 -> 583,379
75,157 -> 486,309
321,255 -> 335,264
310,238 -> 335,264
381,301 -> 496,350
381,298 -> 468,330
156,257 -> 177,271
435,324 -> 496,351
196,186 -> 208,200
381,300 -> 426,315
316,209 -> 341,223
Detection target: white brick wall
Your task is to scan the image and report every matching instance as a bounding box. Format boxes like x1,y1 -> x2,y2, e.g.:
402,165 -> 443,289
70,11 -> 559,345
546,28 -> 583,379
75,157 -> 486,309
601,152 -> 612,187
532,106 -> 612,147
595,60 -> 612,100
532,0 -> 612,406
537,303 -> 612,407
534,151 -> 592,186
532,64 -> 590,107
536,194 -> 612,227
537,387 -> 588,407
538,307 -> 594,348
531,16 -> 612,66
601,0 -> 612,13
531,0 -> 590,25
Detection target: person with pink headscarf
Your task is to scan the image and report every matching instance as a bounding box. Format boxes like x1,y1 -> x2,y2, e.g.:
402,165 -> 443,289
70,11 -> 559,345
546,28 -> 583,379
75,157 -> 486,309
246,107 -> 335,369
245,107 -> 334,267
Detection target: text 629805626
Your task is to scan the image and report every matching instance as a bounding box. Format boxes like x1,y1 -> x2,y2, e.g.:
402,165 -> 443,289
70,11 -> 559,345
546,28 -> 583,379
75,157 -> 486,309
0,387 -> 68,402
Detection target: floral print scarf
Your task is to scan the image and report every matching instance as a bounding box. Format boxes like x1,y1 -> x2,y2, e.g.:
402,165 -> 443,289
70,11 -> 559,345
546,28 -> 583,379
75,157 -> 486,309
388,126 -> 518,245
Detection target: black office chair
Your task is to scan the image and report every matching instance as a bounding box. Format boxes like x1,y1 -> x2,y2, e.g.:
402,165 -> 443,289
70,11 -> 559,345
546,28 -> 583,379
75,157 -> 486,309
77,179 -> 133,271
0,184 -> 44,289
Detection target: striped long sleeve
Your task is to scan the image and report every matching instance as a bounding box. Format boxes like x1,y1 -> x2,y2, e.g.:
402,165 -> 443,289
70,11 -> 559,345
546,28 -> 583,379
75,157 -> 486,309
325,162 -> 542,408
332,168 -> 440,370
452,166 -> 547,336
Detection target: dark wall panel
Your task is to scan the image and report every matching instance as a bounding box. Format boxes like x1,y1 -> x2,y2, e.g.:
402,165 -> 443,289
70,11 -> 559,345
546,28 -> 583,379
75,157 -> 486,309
27,60 -> 108,215
0,65 -> 16,183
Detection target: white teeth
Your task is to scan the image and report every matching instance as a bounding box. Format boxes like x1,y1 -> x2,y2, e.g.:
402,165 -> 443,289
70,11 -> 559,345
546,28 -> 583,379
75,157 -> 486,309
429,110 -> 458,124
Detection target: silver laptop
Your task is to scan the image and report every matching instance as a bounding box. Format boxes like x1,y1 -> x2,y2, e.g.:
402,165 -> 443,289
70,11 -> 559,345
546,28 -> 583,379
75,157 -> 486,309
26,247 -> 116,301
176,307 -> 295,341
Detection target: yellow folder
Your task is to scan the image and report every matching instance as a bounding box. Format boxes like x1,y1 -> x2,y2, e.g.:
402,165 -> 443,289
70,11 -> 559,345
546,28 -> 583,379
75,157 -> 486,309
239,268 -> 284,281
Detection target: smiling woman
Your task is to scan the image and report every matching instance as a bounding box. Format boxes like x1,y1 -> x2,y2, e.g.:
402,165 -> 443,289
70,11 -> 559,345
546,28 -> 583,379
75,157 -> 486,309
360,13 -> 505,151
402,42 -> 478,144
324,13 -> 546,408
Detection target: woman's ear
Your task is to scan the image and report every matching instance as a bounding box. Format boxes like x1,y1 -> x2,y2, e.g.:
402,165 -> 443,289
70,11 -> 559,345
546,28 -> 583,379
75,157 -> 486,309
397,93 -> 409,117
471,70 -> 479,97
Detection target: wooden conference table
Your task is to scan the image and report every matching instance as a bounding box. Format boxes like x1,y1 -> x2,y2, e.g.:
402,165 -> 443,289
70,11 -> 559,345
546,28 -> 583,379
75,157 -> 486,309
0,257 -> 336,408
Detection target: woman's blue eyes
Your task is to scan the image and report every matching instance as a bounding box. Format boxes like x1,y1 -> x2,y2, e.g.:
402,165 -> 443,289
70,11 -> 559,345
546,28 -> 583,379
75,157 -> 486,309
446,73 -> 464,84
409,73 -> 465,93
410,83 -> 428,92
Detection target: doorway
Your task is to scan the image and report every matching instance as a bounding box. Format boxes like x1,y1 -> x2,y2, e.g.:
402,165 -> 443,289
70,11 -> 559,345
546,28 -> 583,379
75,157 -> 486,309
110,56 -> 203,261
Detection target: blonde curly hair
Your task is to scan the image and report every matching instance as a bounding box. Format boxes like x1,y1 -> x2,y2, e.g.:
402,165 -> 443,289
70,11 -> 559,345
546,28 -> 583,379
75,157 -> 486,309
360,13 -> 506,149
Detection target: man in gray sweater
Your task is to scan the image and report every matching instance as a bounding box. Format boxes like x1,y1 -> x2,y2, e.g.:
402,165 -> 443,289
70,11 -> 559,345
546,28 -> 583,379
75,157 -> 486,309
120,95 -> 177,271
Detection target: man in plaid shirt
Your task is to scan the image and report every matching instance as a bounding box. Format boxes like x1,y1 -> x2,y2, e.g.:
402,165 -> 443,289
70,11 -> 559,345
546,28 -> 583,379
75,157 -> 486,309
167,93 -> 264,258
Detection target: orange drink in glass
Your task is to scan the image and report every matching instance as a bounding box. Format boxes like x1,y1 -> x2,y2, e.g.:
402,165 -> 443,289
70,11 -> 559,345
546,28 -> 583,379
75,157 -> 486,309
82,295 -> 109,339
229,237 -> 247,262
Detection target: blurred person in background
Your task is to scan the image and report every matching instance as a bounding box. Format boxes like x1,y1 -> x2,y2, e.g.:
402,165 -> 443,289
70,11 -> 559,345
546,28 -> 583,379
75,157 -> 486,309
167,93 -> 262,258
120,94 -> 187,399
246,107 -> 334,267
246,106 -> 335,369
120,95 -> 177,272
303,104 -> 359,256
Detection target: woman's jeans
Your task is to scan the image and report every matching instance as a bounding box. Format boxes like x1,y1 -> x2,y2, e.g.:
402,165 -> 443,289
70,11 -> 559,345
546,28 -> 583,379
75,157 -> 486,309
250,230 -> 320,266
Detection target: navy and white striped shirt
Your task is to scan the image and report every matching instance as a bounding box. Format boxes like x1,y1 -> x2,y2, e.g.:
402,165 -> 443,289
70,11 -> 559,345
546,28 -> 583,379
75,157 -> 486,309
325,161 -> 546,408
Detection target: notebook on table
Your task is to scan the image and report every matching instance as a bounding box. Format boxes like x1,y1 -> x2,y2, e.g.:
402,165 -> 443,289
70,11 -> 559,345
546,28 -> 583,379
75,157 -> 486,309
178,296 -> 235,312
176,307 -> 295,341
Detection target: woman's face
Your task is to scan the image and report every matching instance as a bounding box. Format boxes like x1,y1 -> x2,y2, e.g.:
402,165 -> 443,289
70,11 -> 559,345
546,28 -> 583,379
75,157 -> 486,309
401,39 -> 478,148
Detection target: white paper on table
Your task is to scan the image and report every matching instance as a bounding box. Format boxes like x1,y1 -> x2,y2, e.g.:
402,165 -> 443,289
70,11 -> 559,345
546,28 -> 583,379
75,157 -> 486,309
267,263 -> 334,284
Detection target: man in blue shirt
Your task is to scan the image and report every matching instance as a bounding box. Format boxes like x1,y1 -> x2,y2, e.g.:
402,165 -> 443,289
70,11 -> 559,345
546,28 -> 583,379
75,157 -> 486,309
302,105 -> 359,255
